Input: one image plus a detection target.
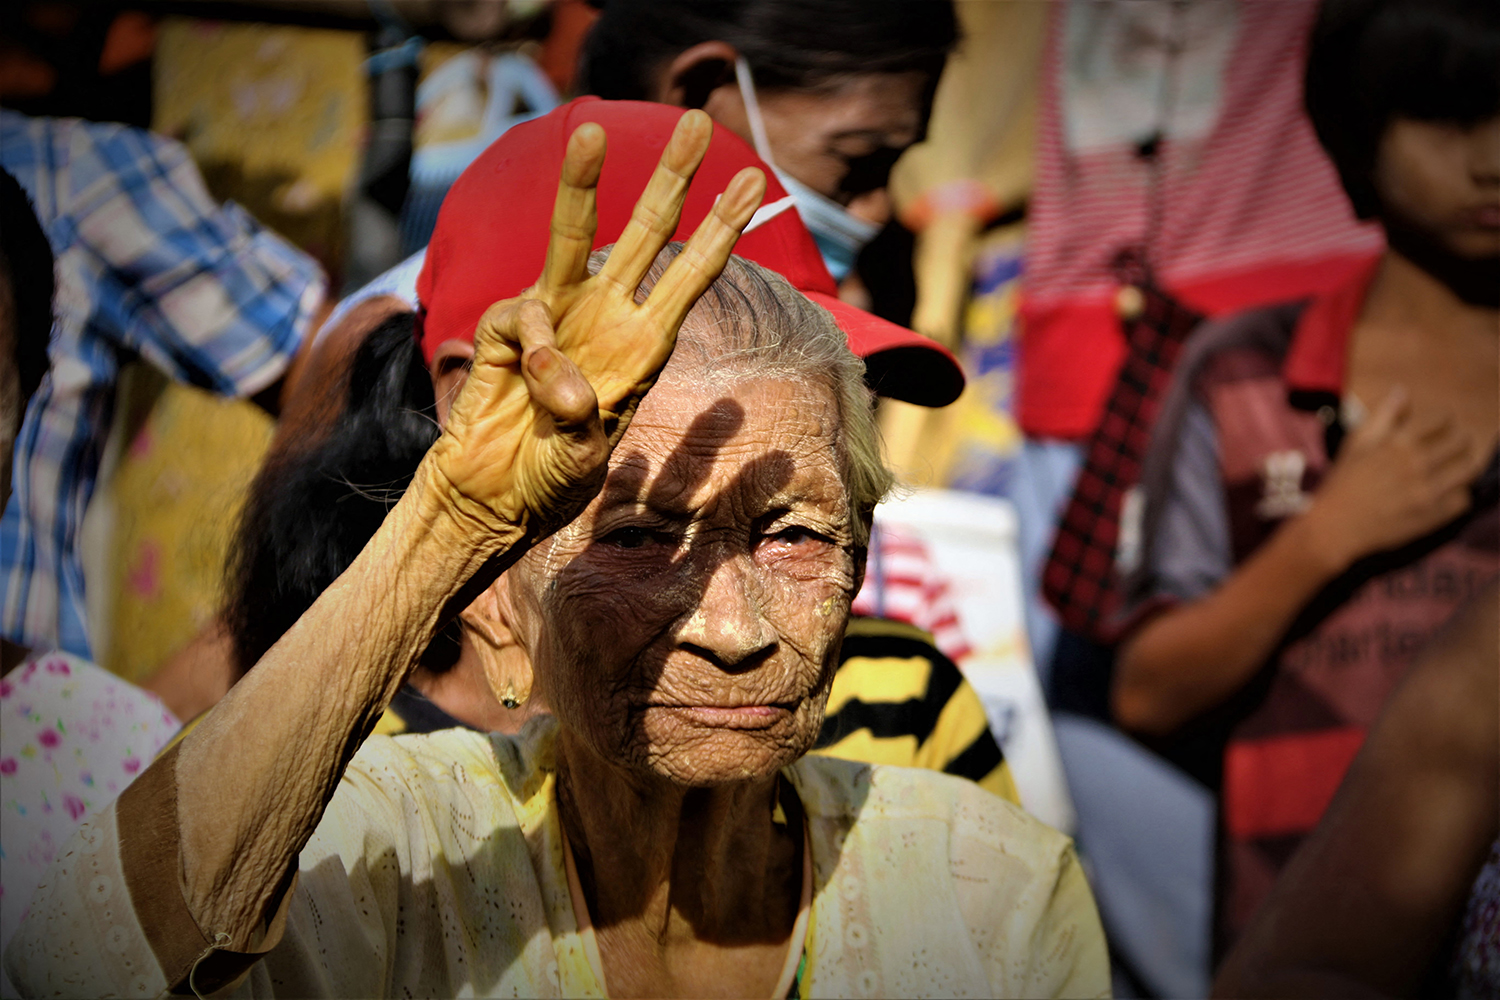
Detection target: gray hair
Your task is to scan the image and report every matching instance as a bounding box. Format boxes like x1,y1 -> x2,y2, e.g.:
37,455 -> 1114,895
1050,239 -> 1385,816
591,244 -> 893,545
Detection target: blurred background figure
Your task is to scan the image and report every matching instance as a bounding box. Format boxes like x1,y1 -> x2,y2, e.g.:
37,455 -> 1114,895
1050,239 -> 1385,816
882,0 -> 1489,994
1115,0 -> 1497,967
0,166 -> 179,999
0,106 -> 326,672
344,0 -> 567,288
899,2 -> 1389,994
579,0 -> 957,296
1027,0 -> 1384,690
0,1 -> 587,700
1214,581 -> 1498,999
0,38 -> 334,974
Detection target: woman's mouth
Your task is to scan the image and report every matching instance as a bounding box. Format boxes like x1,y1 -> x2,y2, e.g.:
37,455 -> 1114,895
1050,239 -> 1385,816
1467,204 -> 1500,230
650,704 -> 794,729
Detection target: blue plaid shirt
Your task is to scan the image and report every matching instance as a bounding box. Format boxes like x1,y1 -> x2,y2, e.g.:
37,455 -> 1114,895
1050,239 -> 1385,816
0,112 -> 325,659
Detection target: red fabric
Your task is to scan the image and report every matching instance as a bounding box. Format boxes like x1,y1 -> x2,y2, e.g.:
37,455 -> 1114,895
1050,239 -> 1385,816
1222,727 -> 1366,840
1282,254 -> 1382,396
414,97 -> 963,406
1015,300 -> 1125,441
1018,0 -> 1384,440
1016,253 -> 1383,439
1042,280 -> 1205,635
1115,251 -> 1497,950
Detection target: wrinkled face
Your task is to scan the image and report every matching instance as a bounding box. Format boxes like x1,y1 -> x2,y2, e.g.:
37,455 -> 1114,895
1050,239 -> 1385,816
1376,115 -> 1500,259
506,373 -> 859,786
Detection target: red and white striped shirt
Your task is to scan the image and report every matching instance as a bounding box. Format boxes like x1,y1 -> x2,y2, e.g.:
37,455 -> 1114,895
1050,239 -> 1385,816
1018,0 -> 1383,440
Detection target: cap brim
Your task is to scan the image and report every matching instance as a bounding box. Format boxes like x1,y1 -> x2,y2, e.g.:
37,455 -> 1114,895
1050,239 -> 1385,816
804,291 -> 965,408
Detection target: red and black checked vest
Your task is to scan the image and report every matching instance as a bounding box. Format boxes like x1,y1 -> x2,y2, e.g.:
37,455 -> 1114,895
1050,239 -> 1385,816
1042,279 -> 1206,639
1150,304 -> 1500,953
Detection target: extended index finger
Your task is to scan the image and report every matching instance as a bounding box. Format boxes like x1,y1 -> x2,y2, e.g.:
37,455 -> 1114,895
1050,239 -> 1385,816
596,110 -> 713,294
644,166 -> 767,331
536,123 -> 607,296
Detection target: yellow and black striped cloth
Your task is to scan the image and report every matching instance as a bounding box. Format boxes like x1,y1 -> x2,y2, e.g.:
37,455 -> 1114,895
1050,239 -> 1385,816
813,617 -> 1018,803
363,616 -> 1019,805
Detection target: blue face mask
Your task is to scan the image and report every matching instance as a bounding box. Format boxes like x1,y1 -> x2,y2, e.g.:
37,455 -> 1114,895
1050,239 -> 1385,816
736,58 -> 881,282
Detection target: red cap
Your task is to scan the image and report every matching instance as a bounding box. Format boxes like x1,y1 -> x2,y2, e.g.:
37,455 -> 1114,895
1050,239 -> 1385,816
416,97 -> 963,407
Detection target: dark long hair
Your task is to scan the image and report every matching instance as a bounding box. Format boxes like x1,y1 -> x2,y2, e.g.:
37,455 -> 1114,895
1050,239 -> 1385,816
222,312 -> 462,675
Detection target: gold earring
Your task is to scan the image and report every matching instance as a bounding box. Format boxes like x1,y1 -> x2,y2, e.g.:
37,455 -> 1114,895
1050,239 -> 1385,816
501,683 -> 524,710
488,642 -> 533,711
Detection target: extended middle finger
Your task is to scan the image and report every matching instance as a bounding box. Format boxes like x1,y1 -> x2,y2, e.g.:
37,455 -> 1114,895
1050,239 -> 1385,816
595,110 -> 713,295
645,166 -> 767,331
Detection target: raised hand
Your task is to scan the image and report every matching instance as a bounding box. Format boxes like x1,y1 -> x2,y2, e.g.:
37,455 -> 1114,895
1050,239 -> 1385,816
426,110 -> 766,540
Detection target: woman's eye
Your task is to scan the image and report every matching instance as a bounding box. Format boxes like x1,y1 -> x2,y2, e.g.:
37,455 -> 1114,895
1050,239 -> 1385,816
603,526 -> 654,549
601,525 -> 679,551
767,526 -> 823,547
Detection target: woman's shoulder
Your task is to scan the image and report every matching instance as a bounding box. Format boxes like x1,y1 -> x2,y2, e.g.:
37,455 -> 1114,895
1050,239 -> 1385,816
307,721 -> 559,863
337,718 -> 556,813
790,757 -> 1109,999
790,754 -> 1075,869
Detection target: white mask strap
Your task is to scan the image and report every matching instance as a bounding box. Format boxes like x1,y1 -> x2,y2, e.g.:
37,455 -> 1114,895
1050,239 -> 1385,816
734,56 -> 775,166
744,195 -> 797,233
711,191 -> 797,234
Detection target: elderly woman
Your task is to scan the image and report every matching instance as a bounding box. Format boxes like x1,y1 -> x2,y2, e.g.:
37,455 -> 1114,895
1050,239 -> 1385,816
4,103 -> 1106,999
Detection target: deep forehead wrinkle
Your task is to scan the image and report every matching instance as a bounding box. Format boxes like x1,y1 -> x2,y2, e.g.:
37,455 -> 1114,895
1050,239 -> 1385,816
597,441 -> 817,520
599,383 -> 838,513
598,448 -> 690,513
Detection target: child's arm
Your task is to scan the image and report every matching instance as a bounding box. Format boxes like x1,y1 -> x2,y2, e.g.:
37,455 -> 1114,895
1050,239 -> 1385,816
1114,387 -> 1485,735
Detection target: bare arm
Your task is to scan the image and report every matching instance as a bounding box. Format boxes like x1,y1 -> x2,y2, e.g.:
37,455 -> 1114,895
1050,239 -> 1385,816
1114,388 -> 1487,735
175,460 -> 516,935
1113,510 -> 1347,734
1214,581 -> 1499,998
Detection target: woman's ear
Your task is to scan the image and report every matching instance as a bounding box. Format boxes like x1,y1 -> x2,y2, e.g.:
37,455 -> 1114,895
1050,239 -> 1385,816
659,40 -> 740,110
430,339 -> 475,426
460,576 -> 535,710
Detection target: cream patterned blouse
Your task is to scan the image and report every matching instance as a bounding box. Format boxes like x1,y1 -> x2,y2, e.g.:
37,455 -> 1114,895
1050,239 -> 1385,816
4,717 -> 1109,999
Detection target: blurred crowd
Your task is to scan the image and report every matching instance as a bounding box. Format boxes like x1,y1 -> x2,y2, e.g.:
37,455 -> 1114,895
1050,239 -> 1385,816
0,1 -> 1496,997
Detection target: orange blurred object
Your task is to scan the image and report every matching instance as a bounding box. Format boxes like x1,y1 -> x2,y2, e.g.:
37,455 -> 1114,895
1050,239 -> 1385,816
537,0 -> 599,96
99,10 -> 157,75
0,44 -> 57,99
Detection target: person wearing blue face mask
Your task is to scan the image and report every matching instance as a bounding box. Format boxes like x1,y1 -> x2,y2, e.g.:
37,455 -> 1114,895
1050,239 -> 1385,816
733,55 -> 880,283
579,0 -> 958,284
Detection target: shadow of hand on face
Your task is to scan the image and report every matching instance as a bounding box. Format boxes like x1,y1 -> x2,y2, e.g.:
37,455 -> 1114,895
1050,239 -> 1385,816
551,394 -> 805,690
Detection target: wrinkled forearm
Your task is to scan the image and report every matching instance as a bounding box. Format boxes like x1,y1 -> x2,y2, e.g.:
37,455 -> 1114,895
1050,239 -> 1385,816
174,459 -> 524,942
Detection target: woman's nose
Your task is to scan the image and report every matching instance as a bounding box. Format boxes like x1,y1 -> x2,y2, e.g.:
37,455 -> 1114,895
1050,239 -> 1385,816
673,553 -> 776,670
1469,116 -> 1500,187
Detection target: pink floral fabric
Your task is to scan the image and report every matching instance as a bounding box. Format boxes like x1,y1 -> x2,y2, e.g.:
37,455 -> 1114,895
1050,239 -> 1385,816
0,652 -> 179,968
